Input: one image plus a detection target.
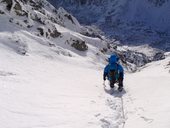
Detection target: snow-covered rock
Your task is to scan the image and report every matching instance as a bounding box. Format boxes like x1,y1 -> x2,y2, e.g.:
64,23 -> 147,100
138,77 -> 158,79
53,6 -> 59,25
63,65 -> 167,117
0,0 -> 105,57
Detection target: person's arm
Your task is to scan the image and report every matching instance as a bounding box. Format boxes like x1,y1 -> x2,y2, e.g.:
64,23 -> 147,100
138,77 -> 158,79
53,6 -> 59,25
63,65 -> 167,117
118,64 -> 124,78
103,65 -> 109,81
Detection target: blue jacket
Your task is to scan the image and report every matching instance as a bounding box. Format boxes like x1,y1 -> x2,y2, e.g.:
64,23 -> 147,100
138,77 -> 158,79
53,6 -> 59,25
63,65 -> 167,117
103,54 -> 124,80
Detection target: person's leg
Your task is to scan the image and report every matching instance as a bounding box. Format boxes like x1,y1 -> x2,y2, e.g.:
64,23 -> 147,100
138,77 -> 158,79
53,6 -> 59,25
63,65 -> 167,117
109,70 -> 116,88
118,72 -> 123,91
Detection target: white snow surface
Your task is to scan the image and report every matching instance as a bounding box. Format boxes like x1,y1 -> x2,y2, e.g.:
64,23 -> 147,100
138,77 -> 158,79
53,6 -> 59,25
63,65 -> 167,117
0,35 -> 125,128
0,1 -> 124,127
1,29 -> 170,128
124,56 -> 170,128
1,32 -> 170,128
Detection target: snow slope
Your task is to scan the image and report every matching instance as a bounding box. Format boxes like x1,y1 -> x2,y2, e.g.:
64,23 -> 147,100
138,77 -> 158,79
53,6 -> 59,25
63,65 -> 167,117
1,0 -> 170,128
0,1 -> 125,127
1,37 -> 170,128
0,34 -> 126,128
124,54 -> 170,128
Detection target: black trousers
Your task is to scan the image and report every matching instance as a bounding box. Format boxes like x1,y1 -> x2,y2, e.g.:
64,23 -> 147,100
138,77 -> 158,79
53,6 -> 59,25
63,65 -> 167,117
109,70 -> 123,87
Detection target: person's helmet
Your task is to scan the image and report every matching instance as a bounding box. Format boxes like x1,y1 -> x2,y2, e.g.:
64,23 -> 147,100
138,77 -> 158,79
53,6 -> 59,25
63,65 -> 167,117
109,54 -> 118,64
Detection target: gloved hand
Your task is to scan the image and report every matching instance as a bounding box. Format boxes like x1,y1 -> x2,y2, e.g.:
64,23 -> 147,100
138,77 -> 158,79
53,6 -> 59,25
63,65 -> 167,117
103,73 -> 107,81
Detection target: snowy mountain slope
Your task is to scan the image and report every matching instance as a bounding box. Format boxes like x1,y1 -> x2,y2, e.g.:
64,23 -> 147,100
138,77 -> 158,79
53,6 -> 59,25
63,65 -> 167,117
0,43 -> 128,128
48,0 -> 170,51
0,1 -> 126,127
0,0 -> 111,64
0,0 -> 82,32
0,5 -> 126,126
0,0 -> 166,69
0,0 -> 170,128
123,54 -> 170,128
1,39 -> 169,128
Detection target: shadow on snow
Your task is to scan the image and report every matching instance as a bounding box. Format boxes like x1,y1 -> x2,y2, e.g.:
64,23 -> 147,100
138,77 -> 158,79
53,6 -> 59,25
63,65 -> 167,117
104,86 -> 126,98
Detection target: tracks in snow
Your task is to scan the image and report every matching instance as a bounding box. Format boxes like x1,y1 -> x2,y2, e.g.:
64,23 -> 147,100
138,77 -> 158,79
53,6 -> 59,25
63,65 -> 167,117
98,85 -> 127,128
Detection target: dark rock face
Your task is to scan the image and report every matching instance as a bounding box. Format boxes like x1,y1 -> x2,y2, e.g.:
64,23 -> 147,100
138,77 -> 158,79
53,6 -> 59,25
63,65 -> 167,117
14,1 -> 27,16
2,0 -> 13,11
37,27 -> 44,36
64,14 -> 75,24
29,0 -> 44,10
49,29 -> 61,38
37,27 -> 61,38
0,10 -> 5,14
71,40 -> 88,51
13,1 -> 22,11
148,0 -> 168,6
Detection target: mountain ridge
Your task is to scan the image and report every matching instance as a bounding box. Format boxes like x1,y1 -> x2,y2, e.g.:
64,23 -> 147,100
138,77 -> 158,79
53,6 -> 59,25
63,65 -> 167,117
48,0 -> 170,51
